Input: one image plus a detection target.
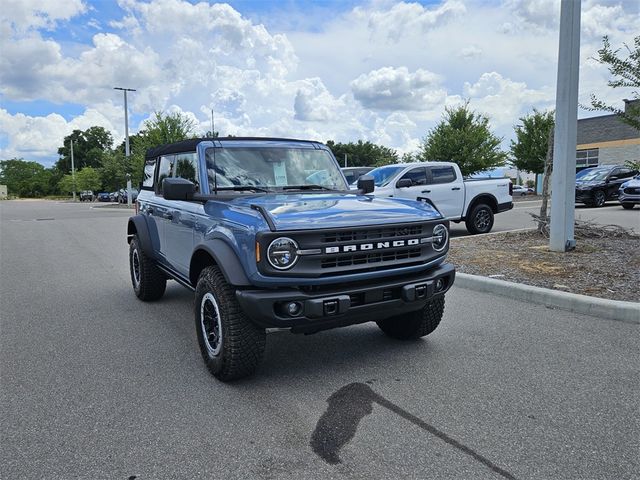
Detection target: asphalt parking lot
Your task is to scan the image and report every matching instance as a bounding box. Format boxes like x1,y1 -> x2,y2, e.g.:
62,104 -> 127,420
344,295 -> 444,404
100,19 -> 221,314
1,200 -> 638,479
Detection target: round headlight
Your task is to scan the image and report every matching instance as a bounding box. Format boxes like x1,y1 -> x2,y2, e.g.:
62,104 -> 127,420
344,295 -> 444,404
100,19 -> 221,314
267,237 -> 299,270
432,224 -> 448,252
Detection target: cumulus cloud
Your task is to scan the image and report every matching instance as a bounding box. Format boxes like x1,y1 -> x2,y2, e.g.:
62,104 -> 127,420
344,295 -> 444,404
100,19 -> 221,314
351,67 -> 446,111
294,78 -> 344,121
1,0 -> 86,32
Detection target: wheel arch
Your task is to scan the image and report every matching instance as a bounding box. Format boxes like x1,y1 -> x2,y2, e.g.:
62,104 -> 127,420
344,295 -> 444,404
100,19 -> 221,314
465,194 -> 498,218
190,241 -> 251,287
127,215 -> 153,253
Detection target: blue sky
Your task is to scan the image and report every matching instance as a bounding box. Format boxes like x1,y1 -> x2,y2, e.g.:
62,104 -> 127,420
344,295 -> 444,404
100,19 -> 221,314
1,0 -> 638,166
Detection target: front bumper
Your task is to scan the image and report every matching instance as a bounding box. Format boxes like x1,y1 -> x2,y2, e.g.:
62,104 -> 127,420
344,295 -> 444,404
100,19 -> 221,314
619,192 -> 640,204
236,263 -> 455,333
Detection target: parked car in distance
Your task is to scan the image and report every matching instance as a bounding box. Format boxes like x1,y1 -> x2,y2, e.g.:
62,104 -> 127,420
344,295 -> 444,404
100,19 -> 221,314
342,166 -> 373,185
364,162 -> 513,234
118,188 -> 139,203
97,192 -> 111,202
618,174 -> 640,209
512,185 -> 534,196
79,190 -> 94,202
575,165 -> 638,207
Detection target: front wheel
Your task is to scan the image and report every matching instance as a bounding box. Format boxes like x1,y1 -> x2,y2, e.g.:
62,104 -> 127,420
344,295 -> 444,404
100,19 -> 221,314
195,266 -> 265,381
377,296 -> 445,340
593,190 -> 606,207
621,203 -> 635,210
465,204 -> 494,234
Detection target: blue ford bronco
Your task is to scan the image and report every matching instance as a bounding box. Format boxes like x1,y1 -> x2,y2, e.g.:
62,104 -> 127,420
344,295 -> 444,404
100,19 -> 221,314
127,137 -> 455,381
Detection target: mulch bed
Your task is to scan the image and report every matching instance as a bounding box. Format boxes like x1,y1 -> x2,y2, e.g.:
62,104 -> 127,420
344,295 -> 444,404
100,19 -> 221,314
449,230 -> 640,303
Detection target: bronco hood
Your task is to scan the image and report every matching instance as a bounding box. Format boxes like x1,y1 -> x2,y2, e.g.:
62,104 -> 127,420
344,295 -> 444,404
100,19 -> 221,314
229,193 -> 443,231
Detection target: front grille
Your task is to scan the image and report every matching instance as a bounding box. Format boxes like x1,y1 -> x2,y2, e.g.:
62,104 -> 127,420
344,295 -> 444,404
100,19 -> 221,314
624,187 -> 640,194
322,224 -> 423,243
321,247 -> 422,269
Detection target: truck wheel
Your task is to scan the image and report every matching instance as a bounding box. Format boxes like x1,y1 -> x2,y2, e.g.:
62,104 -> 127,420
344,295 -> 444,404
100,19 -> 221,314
621,203 -> 635,210
195,266 -> 265,381
376,296 -> 445,340
465,204 -> 494,234
129,236 -> 166,301
593,190 -> 606,207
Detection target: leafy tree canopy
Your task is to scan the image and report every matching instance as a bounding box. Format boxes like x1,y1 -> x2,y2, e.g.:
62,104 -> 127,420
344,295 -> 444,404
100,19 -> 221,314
325,140 -> 398,167
0,158 -> 52,197
418,103 -> 507,177
510,109 -> 555,174
56,126 -> 113,173
588,35 -> 640,130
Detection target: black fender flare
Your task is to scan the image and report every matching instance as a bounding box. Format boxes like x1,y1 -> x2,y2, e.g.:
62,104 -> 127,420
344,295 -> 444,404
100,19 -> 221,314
464,194 -> 499,219
190,240 -> 251,287
127,215 -> 153,256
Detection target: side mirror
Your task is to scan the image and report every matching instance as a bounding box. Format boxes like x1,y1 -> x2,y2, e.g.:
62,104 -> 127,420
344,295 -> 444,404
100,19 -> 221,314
163,177 -> 195,200
396,178 -> 412,188
357,174 -> 375,194
608,175 -> 619,181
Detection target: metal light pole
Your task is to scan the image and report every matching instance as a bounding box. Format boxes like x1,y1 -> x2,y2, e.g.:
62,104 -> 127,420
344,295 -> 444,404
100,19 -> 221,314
70,139 -> 76,202
549,0 -> 581,252
114,87 -> 136,207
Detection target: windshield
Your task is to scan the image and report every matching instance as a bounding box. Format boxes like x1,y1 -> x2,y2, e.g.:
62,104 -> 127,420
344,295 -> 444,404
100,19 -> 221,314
576,168 -> 610,182
364,165 -> 405,187
205,147 -> 346,192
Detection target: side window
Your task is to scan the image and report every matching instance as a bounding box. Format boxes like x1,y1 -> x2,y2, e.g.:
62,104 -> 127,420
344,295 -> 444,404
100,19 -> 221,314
429,166 -> 457,184
142,159 -> 157,189
399,168 -> 427,186
174,152 -> 200,191
157,155 -> 175,195
618,168 -> 634,178
343,172 -> 355,184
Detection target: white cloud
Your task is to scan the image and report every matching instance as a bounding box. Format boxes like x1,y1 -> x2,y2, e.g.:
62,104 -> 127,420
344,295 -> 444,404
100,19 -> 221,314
1,0 -> 86,32
351,67 -> 446,111
294,78 -> 344,121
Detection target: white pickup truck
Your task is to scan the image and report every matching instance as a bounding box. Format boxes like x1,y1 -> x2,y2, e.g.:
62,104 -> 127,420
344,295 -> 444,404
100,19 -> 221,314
364,162 -> 513,234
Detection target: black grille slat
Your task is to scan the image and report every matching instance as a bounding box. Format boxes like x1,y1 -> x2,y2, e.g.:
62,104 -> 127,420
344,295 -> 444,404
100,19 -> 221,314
322,225 -> 423,243
321,247 -> 422,269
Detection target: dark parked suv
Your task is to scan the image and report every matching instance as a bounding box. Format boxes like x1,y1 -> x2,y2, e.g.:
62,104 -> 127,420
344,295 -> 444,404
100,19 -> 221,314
127,138 -> 455,381
575,165 -> 638,207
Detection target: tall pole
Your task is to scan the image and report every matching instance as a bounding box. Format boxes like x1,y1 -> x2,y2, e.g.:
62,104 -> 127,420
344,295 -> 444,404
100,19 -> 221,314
344,153 -> 347,168
70,139 -> 76,202
114,87 -> 136,207
211,109 -> 215,137
549,0 -> 580,252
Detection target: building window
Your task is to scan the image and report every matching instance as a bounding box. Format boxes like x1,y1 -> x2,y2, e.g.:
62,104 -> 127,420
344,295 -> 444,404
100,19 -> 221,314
576,148 -> 599,167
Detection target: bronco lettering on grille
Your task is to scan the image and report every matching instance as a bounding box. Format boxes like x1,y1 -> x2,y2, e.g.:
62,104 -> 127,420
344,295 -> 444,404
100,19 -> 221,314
325,238 -> 421,254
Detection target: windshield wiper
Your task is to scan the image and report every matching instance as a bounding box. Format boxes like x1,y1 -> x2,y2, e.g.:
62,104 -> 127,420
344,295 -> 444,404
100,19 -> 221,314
217,186 -> 272,193
281,184 -> 335,191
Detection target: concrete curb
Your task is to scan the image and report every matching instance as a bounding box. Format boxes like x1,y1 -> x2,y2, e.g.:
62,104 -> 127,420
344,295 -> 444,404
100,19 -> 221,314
455,272 -> 640,323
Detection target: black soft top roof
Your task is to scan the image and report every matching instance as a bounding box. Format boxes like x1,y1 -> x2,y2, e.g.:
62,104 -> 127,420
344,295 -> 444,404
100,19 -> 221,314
144,137 -> 321,160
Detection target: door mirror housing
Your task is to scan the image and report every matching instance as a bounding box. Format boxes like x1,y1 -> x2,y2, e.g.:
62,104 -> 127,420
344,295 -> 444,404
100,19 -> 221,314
163,177 -> 196,200
396,178 -> 412,188
608,175 -> 619,181
357,174 -> 375,194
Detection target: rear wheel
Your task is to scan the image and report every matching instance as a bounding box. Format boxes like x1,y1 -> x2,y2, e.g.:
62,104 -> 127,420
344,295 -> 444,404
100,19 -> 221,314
195,266 -> 265,381
377,296 -> 445,340
465,203 -> 494,234
129,236 -> 166,301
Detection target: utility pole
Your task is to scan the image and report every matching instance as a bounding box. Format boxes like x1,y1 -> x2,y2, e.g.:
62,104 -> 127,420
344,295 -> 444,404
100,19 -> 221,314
70,139 -> 76,202
344,153 -> 348,168
114,87 -> 136,207
211,109 -> 215,137
549,0 -> 580,252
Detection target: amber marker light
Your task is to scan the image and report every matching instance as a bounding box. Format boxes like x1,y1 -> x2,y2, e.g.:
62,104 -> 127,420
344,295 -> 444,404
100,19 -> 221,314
255,241 -> 261,263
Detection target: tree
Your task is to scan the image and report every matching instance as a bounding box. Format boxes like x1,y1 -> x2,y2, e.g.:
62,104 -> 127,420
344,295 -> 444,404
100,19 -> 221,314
99,152 -> 128,192
75,167 -> 101,192
56,126 -> 114,173
510,109 -> 555,176
418,103 -> 507,177
140,111 -> 197,147
325,140 -> 398,167
588,35 -> 639,130
0,158 -> 52,197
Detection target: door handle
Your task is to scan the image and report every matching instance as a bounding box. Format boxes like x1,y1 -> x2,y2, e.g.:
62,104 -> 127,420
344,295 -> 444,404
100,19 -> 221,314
421,190 -> 431,193
451,187 -> 461,191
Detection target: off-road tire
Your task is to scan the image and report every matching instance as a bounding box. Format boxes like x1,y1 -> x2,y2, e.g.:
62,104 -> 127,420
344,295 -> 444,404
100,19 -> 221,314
376,295 -> 445,340
129,236 -> 166,301
621,203 -> 635,210
195,266 -> 265,381
465,203 -> 494,235
593,190 -> 606,207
